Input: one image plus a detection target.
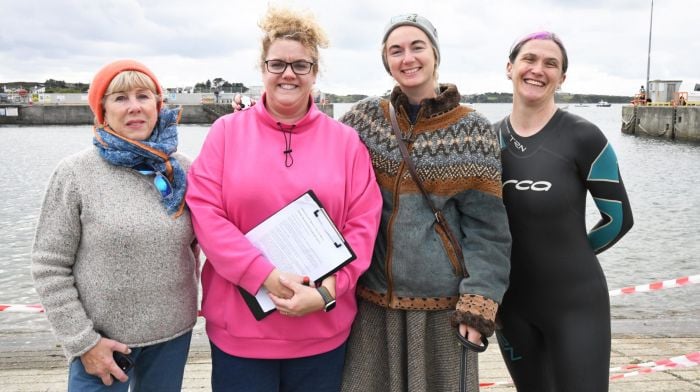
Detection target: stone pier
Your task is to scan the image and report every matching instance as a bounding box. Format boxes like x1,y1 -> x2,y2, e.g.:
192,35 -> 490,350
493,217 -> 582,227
622,105 -> 700,142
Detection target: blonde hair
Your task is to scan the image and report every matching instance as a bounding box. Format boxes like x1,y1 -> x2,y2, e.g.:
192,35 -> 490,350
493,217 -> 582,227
98,71 -> 161,125
104,71 -> 159,97
258,7 -> 329,74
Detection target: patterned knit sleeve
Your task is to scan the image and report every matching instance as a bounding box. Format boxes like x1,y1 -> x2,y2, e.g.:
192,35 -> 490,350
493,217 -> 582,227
31,158 -> 101,359
338,99 -> 369,130
450,113 -> 512,337
332,128 -> 382,298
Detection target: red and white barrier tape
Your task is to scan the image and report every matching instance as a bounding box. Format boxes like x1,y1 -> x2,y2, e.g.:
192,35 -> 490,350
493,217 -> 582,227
0,303 -> 201,316
480,351 -> 700,388
2,274 -> 698,313
610,351 -> 700,373
609,351 -> 700,380
479,380 -> 512,388
0,304 -> 44,313
609,274 -> 699,297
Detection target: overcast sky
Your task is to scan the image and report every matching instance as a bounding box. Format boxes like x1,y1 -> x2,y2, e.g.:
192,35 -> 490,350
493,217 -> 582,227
1,0 -> 697,97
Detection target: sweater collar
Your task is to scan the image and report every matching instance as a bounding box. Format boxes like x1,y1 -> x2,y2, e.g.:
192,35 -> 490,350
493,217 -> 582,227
255,92 -> 320,133
389,83 -> 462,120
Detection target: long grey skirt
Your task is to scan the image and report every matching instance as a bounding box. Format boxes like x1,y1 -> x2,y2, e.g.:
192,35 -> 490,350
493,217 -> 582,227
341,299 -> 478,392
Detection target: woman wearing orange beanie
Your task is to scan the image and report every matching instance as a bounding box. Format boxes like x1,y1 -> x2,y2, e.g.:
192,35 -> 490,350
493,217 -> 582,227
32,59 -> 198,391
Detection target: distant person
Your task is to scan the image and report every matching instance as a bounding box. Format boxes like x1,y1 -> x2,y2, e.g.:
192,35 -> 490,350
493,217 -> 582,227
678,95 -> 687,106
185,7 -> 381,392
638,85 -> 647,105
339,14 -> 511,392
31,59 -> 199,390
494,32 -> 634,391
233,95 -> 258,111
232,93 -> 248,110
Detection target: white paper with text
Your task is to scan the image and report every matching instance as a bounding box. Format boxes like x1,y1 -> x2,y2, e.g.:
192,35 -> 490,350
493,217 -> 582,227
244,191 -> 354,314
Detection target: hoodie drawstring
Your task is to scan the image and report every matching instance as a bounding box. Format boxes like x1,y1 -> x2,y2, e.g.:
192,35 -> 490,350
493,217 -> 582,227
277,122 -> 296,168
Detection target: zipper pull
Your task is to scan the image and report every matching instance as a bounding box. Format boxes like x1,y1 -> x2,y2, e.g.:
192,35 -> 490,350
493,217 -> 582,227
403,124 -> 416,143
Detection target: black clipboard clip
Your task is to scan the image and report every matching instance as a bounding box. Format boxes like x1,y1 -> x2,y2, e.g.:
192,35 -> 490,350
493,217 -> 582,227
314,208 -> 342,248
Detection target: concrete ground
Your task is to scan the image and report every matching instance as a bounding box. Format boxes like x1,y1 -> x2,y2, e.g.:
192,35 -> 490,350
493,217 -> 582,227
1,320 -> 698,391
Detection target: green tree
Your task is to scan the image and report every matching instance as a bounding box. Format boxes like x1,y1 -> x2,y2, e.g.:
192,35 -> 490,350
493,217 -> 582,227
230,82 -> 248,93
212,78 -> 225,88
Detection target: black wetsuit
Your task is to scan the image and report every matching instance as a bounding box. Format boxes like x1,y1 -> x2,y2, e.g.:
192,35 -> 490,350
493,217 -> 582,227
494,110 -> 633,392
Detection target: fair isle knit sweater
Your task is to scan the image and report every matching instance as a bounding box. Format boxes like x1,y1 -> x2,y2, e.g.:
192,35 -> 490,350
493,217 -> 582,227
339,84 -> 511,336
31,148 -> 198,360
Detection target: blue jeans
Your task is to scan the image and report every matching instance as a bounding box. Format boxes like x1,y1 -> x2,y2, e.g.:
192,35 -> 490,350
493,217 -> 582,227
210,340 -> 347,392
68,331 -> 192,391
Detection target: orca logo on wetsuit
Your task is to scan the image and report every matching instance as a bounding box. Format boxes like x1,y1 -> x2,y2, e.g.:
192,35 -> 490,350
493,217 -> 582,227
502,179 -> 552,191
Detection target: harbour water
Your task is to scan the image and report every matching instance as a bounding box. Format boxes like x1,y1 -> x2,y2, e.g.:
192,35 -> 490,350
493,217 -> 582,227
0,103 -> 698,335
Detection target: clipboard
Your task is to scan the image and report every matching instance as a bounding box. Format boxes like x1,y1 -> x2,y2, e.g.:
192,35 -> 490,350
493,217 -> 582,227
238,190 -> 356,320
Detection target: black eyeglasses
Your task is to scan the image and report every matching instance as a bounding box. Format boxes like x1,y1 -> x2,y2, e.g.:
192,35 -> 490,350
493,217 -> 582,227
133,163 -> 173,199
264,60 -> 315,75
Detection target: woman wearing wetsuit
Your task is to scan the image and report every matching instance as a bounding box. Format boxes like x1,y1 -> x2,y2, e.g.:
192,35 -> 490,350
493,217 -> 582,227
494,32 -> 633,392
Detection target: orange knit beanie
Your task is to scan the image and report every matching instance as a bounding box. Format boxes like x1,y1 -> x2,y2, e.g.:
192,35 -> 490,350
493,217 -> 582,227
87,59 -> 163,125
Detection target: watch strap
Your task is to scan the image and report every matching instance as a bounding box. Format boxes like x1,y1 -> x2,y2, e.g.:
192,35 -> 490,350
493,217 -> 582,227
316,286 -> 335,311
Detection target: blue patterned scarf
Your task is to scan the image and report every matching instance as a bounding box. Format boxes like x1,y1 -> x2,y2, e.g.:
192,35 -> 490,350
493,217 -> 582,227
93,107 -> 186,216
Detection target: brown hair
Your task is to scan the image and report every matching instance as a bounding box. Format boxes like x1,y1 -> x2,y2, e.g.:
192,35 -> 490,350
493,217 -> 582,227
381,40 -> 440,80
509,31 -> 568,74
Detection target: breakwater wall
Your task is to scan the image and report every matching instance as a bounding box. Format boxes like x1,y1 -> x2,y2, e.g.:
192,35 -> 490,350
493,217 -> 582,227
621,105 -> 700,142
0,103 -> 334,125
0,104 -> 216,125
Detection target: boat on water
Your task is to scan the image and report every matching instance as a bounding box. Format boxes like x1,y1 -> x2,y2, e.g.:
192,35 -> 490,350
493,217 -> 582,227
596,100 -> 611,107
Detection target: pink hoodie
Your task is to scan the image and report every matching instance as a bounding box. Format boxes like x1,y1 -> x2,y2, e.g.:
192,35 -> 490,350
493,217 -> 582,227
186,95 -> 381,359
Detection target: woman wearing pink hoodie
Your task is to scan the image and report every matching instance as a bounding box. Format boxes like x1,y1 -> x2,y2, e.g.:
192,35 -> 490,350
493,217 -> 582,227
185,7 -> 382,392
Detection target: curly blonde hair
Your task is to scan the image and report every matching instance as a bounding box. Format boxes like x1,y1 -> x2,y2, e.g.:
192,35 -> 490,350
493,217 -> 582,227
258,7 -> 329,75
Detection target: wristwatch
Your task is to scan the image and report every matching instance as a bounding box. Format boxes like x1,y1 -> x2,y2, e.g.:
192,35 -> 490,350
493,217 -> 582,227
316,286 -> 336,312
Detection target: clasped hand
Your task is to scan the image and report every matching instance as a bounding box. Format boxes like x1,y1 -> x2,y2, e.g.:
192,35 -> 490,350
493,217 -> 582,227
265,270 -> 335,317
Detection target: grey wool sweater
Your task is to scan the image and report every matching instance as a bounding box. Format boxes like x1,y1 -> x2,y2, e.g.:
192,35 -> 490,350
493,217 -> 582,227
31,148 -> 199,360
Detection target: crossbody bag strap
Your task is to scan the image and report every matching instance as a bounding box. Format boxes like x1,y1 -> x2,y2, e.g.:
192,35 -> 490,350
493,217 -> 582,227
388,103 -> 468,278
389,103 -> 434,209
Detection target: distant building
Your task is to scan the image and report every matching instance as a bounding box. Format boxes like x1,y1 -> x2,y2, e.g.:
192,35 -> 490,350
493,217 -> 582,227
246,85 -> 263,100
649,80 -> 682,103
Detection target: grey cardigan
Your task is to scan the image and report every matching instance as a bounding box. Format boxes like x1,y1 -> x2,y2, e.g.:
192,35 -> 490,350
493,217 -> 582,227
31,148 -> 198,360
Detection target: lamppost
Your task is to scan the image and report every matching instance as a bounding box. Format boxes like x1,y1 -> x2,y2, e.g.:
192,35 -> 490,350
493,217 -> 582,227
645,0 -> 654,98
